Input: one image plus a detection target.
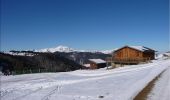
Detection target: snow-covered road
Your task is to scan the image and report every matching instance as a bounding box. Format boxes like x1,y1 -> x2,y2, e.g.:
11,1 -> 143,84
147,66 -> 170,100
1,59 -> 170,100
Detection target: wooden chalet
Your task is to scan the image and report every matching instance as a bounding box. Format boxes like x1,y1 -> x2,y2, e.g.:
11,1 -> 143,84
88,59 -> 106,69
112,46 -> 155,64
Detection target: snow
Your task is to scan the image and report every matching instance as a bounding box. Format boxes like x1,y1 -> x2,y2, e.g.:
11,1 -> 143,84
147,66 -> 170,100
99,50 -> 113,54
114,45 -> 154,52
156,52 -> 170,60
2,45 -> 117,54
1,59 -> 170,100
3,51 -> 35,56
34,45 -> 116,54
100,48 -> 118,54
83,64 -> 90,68
155,53 -> 164,59
35,45 -> 75,53
129,46 -> 154,52
3,45 -> 158,55
164,52 -> 170,56
89,59 -> 106,64
129,46 -> 146,51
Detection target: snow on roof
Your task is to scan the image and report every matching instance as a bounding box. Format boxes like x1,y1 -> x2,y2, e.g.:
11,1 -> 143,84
129,46 -> 151,52
115,45 -> 154,52
89,59 -> 106,64
83,64 -> 90,67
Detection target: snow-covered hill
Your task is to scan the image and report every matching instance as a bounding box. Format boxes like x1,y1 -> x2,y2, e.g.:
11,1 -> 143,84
1,59 -> 170,100
155,51 -> 170,59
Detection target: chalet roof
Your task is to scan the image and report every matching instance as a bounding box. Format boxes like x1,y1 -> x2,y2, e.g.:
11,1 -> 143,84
83,64 -> 90,68
129,46 -> 153,51
114,45 -> 155,52
89,59 -> 106,64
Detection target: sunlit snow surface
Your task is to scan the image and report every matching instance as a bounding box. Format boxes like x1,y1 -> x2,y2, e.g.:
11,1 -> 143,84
1,59 -> 170,100
147,66 -> 170,100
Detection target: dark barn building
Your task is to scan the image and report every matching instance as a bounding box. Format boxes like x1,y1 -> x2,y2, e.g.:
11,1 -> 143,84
112,46 -> 155,64
88,59 -> 106,69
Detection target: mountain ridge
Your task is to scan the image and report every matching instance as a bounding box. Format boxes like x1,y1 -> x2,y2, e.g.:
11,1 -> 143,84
35,45 -> 115,54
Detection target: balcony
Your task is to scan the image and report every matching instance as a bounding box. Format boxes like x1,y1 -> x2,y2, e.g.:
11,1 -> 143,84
106,57 -> 150,64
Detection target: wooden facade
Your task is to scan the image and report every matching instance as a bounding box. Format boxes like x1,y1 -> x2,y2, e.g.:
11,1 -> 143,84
89,62 -> 106,69
88,59 -> 106,69
112,46 -> 155,64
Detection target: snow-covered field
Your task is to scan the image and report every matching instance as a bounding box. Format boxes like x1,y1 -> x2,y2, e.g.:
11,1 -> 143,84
1,59 -> 170,100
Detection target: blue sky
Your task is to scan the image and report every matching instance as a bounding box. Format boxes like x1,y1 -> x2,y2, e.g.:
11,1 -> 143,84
1,0 -> 169,51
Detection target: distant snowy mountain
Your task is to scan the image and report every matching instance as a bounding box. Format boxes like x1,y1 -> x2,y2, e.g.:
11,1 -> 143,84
35,45 -> 115,54
35,45 -> 75,53
100,49 -> 117,54
1,45 -> 115,58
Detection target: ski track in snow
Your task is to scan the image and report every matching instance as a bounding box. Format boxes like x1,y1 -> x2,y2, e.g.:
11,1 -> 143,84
1,59 -> 170,100
41,85 -> 60,100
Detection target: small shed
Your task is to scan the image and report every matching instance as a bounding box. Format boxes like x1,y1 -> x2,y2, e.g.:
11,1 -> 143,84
112,46 -> 155,64
83,64 -> 91,69
88,59 -> 106,69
